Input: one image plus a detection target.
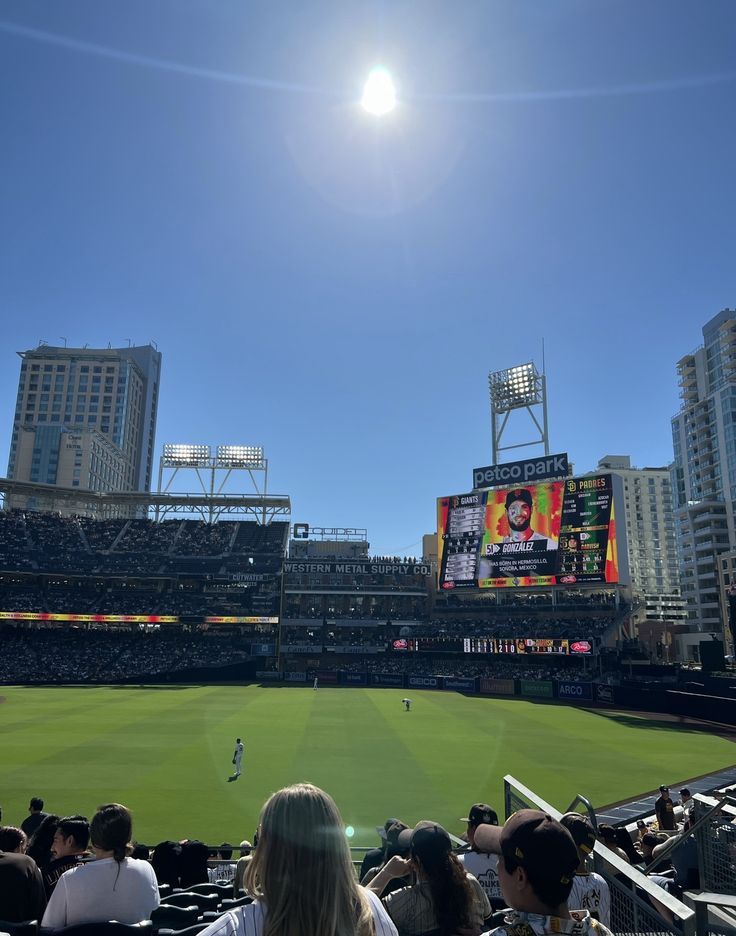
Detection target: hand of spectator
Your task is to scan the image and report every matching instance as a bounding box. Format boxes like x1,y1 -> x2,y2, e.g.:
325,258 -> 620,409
382,856 -> 412,878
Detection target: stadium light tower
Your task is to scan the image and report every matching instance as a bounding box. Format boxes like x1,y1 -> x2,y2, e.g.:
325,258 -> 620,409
158,443 -> 268,522
488,362 -> 549,463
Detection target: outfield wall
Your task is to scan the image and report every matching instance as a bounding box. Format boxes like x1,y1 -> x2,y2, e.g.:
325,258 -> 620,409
271,670 -> 736,724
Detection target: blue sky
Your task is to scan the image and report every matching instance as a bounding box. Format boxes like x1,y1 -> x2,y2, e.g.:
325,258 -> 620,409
1,1 -> 734,556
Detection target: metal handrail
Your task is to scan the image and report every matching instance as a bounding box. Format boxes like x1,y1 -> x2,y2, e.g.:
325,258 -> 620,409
564,793 -> 599,833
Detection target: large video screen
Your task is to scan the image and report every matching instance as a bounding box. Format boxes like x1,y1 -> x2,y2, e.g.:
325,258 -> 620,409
437,474 -> 621,589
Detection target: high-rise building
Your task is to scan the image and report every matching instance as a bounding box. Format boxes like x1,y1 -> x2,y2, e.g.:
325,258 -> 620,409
671,309 -> 736,635
7,344 -> 162,504
595,456 -> 685,625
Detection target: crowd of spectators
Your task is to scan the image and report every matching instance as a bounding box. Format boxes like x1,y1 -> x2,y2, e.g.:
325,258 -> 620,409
0,630 -> 252,684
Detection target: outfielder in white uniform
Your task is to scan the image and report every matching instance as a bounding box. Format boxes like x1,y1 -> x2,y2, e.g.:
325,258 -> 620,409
233,738 -> 244,777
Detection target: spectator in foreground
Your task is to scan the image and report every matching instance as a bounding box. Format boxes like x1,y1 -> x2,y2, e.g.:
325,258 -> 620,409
596,825 -> 630,863
360,821 -> 411,897
41,803 -> 159,928
458,803 -> 503,909
559,813 -> 611,927
360,818 -> 408,882
26,813 -> 60,872
477,809 -> 613,936
0,841 -> 46,923
197,782 -> 397,936
44,815 -> 90,897
0,827 -> 27,854
368,821 -> 491,936
232,839 -> 252,897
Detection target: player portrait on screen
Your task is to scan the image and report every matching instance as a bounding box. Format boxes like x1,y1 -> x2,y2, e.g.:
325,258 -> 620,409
500,488 -> 558,548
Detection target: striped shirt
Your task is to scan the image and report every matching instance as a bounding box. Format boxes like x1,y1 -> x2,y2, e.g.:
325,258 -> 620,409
568,873 -> 611,927
383,873 -> 491,936
196,887 -> 397,936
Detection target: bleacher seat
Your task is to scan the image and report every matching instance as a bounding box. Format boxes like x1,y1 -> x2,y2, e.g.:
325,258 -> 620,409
0,922 -> 38,936
150,906 -> 199,933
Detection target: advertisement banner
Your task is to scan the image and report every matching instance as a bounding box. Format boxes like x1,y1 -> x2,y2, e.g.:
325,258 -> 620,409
256,671 -> 281,681
520,679 -> 554,698
556,681 -> 593,700
370,673 -> 405,688
284,671 -> 307,682
281,644 -> 321,654
251,643 -> 276,656
206,616 -> 279,624
437,474 -> 619,589
283,561 -> 432,576
0,611 -> 179,623
408,675 -> 441,689
596,684 -> 615,704
479,678 -> 516,695
315,671 -> 339,684
341,672 -> 368,686
327,645 -> 386,654
443,677 -> 477,692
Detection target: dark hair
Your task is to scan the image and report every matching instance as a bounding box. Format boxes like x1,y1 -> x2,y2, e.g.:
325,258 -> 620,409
57,816 -> 90,852
30,797 -> 44,811
26,814 -> 60,868
131,842 -> 150,861
597,824 -> 616,841
179,839 -> 210,888
90,804 -> 132,862
503,852 -> 574,909
151,841 -> 182,886
219,842 -> 233,860
414,846 -> 474,936
0,826 -> 26,852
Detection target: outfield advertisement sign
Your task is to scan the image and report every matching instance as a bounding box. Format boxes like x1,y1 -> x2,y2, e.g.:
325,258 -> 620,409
284,671 -> 307,682
281,643 -> 319,654
315,671 -> 339,684
341,673 -> 368,686
443,677 -> 477,692
479,678 -> 515,695
408,675 -> 440,688
370,674 -> 405,687
596,684 -> 615,704
437,474 -> 624,589
256,671 -> 281,680
557,681 -> 593,700
520,679 -> 554,698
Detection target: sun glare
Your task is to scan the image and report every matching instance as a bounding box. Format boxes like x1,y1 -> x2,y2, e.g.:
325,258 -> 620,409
361,67 -> 396,116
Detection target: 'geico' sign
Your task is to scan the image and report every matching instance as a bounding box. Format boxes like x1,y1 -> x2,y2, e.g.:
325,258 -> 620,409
473,453 -> 569,490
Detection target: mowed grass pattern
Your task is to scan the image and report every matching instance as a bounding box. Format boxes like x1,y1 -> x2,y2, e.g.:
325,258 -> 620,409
1,685 -> 734,844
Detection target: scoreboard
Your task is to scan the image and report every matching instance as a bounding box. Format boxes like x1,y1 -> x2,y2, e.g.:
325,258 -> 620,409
437,474 -> 626,589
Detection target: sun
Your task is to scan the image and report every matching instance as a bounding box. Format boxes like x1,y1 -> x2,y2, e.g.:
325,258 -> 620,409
361,67 -> 397,116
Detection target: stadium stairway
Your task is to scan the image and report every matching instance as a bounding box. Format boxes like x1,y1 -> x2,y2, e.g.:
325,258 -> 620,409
596,765 -> 736,826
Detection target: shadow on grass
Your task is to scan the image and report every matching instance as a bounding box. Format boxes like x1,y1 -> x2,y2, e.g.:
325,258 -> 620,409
584,707 -> 736,740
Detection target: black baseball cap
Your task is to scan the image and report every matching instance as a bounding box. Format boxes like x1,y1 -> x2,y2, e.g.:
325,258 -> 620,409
461,804 -> 499,827
505,489 -> 533,510
659,785 -> 669,793
475,809 -> 579,885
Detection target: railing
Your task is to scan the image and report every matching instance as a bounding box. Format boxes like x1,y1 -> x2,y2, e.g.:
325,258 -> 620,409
503,775 -> 695,936
691,793 -> 736,896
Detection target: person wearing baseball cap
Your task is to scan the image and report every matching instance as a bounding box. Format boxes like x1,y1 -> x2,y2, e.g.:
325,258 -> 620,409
560,813 -> 610,927
367,820 -> 491,935
458,804 -> 503,909
502,489 -> 558,548
654,786 -> 676,831
475,810 -> 613,936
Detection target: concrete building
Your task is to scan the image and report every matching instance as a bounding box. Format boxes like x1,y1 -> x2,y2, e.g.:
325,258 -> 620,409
7,344 -> 161,509
671,309 -> 736,639
596,455 -> 684,624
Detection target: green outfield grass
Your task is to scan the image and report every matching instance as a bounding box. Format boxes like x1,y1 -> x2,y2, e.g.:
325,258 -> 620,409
1,685 -> 733,846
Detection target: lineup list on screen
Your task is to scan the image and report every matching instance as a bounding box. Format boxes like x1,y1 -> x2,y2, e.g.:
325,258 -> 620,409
437,474 -> 618,589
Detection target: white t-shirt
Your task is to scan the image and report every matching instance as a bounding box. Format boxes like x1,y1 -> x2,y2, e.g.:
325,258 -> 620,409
42,856 -> 160,928
568,872 -> 611,927
197,888 -> 397,936
458,849 -> 501,901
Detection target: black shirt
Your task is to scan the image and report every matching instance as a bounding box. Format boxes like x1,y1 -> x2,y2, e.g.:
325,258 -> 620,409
0,850 -> 47,923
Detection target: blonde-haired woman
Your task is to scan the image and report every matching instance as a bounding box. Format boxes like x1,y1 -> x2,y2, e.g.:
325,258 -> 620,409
199,783 -> 397,936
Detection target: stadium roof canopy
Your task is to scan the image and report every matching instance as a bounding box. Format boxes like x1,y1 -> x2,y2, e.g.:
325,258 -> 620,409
0,477 -> 290,523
